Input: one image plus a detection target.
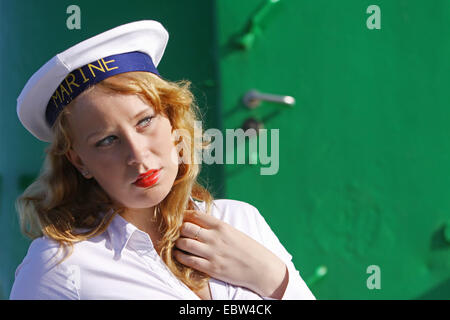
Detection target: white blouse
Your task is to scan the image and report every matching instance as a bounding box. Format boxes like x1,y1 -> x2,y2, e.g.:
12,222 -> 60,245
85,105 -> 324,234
9,199 -> 316,300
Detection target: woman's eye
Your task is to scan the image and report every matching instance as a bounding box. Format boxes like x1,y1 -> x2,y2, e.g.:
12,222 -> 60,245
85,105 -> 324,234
138,116 -> 154,128
94,116 -> 154,148
96,136 -> 116,147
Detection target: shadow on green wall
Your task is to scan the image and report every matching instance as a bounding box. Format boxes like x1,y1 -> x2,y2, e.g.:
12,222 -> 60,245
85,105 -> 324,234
416,278 -> 450,300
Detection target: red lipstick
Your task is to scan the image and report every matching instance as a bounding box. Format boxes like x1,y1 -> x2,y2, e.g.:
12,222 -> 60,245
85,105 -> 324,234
133,169 -> 161,188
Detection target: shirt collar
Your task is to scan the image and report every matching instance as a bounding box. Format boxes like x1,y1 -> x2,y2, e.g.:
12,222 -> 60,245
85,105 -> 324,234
106,196 -> 204,259
106,212 -> 155,260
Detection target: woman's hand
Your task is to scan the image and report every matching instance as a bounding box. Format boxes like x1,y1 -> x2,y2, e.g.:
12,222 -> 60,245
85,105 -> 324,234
173,210 -> 289,299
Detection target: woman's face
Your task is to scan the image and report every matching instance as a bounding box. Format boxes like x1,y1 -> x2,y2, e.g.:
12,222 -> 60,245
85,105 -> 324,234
65,87 -> 179,209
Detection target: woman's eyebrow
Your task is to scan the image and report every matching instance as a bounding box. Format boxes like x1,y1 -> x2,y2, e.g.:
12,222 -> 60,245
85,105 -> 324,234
130,108 -> 152,122
85,130 -> 103,143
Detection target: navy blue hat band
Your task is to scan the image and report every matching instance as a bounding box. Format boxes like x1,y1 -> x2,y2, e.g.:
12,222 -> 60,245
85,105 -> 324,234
45,51 -> 159,127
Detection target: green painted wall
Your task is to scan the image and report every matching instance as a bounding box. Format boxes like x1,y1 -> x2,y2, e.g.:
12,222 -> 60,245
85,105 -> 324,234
217,0 -> 450,299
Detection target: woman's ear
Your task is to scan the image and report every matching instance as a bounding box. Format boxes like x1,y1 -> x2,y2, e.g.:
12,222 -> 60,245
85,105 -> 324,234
66,148 -> 92,179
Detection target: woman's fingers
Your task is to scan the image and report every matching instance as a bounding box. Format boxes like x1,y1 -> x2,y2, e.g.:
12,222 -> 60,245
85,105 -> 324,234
175,237 -> 212,259
180,222 -> 207,242
183,210 -> 220,229
173,249 -> 211,274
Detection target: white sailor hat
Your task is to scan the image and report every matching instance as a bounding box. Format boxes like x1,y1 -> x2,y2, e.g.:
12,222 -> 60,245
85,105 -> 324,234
16,20 -> 169,142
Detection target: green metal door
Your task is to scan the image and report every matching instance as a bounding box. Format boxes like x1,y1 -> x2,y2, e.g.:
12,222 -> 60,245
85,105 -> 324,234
217,0 -> 450,299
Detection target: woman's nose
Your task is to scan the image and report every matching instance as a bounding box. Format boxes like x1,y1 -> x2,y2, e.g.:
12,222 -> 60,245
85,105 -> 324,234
125,134 -> 151,166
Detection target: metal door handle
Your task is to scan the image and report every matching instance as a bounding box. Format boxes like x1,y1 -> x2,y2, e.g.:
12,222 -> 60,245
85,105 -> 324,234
243,89 -> 295,109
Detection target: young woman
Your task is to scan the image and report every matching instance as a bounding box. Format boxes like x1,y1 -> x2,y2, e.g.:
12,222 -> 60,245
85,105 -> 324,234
10,20 -> 315,300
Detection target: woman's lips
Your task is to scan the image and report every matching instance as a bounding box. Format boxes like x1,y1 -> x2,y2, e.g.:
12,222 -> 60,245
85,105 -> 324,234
133,169 -> 161,188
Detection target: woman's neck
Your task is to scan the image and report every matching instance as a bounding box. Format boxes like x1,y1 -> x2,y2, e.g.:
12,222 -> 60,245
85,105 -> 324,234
119,206 -> 163,253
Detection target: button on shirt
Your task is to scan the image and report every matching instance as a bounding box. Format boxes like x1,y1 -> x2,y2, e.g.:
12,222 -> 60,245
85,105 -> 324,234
9,199 -> 316,300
